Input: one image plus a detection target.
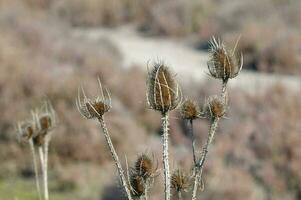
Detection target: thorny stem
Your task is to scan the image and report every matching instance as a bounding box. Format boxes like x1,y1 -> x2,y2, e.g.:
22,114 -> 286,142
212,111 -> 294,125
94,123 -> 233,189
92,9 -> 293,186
29,139 -> 42,200
162,112 -> 171,200
221,80 -> 228,102
98,116 -> 133,200
43,138 -> 49,200
192,118 -> 219,200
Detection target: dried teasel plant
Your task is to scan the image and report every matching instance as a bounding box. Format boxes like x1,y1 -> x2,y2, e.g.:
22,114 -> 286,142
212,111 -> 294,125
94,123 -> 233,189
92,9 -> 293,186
76,78 -> 133,200
17,101 -> 57,200
146,62 -> 181,200
72,37 -> 242,200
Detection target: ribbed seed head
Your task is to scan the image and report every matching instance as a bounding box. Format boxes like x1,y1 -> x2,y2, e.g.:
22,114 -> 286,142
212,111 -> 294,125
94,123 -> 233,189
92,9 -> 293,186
135,154 -> 154,179
147,62 -> 181,114
180,99 -> 200,120
207,37 -> 243,81
171,169 -> 190,192
205,95 -> 226,119
130,174 -> 145,197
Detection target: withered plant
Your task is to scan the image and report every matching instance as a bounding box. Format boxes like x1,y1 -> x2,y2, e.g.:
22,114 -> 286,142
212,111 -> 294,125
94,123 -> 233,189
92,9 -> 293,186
17,101 -> 57,200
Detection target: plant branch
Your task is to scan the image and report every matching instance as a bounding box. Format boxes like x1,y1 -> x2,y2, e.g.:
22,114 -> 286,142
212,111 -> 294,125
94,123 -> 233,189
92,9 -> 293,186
191,117 -> 219,200
98,116 -> 133,200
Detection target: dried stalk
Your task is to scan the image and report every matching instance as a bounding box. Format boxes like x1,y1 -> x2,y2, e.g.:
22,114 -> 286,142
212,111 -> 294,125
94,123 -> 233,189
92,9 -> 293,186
43,138 -> 49,200
162,113 -> 171,200
98,116 -> 133,200
191,81 -> 227,200
29,139 -> 42,200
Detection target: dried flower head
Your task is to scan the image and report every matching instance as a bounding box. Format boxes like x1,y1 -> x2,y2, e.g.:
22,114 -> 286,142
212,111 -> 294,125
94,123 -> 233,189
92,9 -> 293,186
204,95 -> 226,119
147,62 -> 181,114
130,174 -> 145,197
207,37 -> 243,82
135,154 -> 154,179
17,121 -> 35,141
33,101 -> 57,134
171,169 -> 190,192
180,99 -> 200,120
76,78 -> 111,119
33,133 -> 45,147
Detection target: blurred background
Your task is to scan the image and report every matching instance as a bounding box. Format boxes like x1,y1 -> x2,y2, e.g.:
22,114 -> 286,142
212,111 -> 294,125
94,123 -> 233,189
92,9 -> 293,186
0,0 -> 300,199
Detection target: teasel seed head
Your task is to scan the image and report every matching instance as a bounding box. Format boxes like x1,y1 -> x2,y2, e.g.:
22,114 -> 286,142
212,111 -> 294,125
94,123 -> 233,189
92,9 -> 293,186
180,99 -> 200,120
204,95 -> 226,119
76,78 -> 111,119
147,62 -> 181,114
134,154 -> 154,179
207,36 -> 243,82
33,101 -> 57,135
171,169 -> 190,192
17,121 -> 35,141
130,174 -> 145,198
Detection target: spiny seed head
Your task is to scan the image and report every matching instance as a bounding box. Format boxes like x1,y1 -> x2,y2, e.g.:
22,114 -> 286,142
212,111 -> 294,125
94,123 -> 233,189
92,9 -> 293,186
207,37 -> 243,82
17,122 -> 34,141
180,99 -> 200,120
171,169 -> 190,192
135,154 -> 154,179
76,78 -> 111,119
147,62 -> 181,114
204,95 -> 226,119
130,174 -> 145,197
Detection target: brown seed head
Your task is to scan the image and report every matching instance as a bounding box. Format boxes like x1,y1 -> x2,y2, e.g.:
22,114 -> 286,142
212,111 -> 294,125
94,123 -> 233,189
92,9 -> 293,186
76,78 -> 112,119
171,169 -> 190,192
205,96 -> 226,119
130,174 -> 145,197
147,62 -> 181,114
39,115 -> 52,132
33,133 -> 45,147
18,122 -> 35,140
180,99 -> 200,120
135,154 -> 154,179
207,37 -> 243,82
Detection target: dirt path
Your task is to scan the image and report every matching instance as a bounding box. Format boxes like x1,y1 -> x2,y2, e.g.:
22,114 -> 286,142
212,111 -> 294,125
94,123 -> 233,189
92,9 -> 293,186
72,26 -> 301,94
